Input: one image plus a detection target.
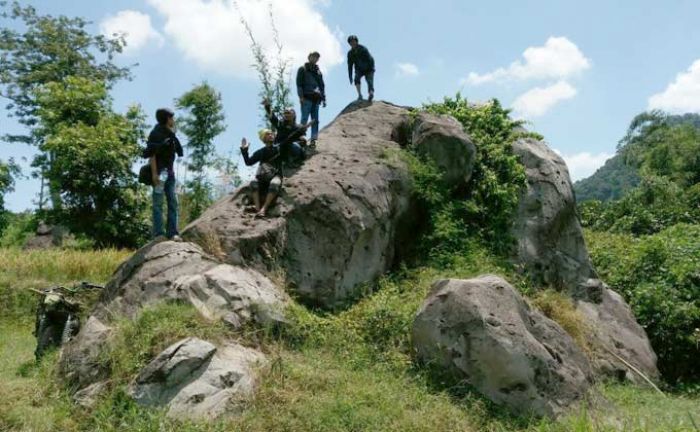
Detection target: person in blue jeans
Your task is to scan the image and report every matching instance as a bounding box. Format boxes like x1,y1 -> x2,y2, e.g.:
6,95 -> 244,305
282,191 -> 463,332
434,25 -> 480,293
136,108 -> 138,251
296,51 -> 326,148
144,108 -> 183,241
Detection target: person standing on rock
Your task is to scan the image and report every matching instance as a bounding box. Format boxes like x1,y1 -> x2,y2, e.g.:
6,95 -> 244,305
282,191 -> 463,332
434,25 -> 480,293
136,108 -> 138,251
241,123 -> 312,218
347,35 -> 375,102
296,51 -> 326,148
144,108 -> 183,241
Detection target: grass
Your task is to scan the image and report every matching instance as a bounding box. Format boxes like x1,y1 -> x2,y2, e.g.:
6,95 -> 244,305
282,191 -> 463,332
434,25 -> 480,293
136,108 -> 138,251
0,247 -> 131,321
0,246 -> 699,431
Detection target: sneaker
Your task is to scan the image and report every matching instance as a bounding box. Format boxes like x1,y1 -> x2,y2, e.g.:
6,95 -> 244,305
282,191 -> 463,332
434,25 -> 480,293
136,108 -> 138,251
152,235 -> 167,243
368,92 -> 374,102
357,95 -> 364,101
309,139 -> 317,149
169,235 -> 183,242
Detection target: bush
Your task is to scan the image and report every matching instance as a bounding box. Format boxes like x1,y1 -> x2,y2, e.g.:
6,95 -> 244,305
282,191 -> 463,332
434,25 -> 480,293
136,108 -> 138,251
581,177 -> 700,235
585,225 -> 700,383
413,95 -> 529,258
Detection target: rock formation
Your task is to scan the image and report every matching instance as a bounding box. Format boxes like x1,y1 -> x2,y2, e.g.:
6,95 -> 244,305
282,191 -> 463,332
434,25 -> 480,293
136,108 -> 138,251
510,137 -> 658,382
413,276 -> 593,418
59,100 -> 657,421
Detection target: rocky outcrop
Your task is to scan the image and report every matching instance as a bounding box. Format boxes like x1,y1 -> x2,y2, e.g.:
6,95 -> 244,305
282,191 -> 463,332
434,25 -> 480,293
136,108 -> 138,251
60,315 -> 112,390
93,240 -> 287,327
411,113 -> 476,189
60,240 -> 286,392
577,287 -> 658,383
511,137 -> 599,300
412,276 -> 593,418
184,101 -> 474,307
510,137 -> 659,382
129,337 -> 267,420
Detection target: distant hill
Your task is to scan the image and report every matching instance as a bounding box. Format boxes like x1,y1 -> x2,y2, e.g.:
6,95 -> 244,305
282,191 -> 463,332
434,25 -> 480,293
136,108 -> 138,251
574,113 -> 700,202
574,154 -> 640,202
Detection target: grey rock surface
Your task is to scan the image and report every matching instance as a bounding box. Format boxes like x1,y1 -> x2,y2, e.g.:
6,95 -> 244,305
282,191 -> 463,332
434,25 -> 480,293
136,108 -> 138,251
511,137 -> 599,299
59,315 -> 112,390
510,137 -> 659,381
412,113 -> 476,189
184,101 -> 420,307
93,240 -> 287,328
129,337 -> 267,420
576,286 -> 659,383
413,276 -> 593,418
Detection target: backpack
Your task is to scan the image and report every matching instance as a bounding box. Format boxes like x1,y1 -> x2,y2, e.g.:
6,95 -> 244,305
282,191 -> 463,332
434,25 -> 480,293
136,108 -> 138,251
138,164 -> 153,186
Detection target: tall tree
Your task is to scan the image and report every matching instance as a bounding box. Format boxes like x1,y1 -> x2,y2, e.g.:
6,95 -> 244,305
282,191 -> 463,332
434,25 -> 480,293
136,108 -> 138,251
35,77 -> 149,247
176,82 -> 227,221
0,1 -> 130,208
0,158 -> 20,235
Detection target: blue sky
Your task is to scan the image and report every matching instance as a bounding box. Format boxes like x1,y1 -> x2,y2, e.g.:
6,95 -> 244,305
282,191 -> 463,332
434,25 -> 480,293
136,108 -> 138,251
3,0 -> 700,211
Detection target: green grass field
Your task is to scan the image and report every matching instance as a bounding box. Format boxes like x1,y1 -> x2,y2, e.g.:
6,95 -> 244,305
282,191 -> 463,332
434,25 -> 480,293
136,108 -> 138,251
0,247 -> 698,432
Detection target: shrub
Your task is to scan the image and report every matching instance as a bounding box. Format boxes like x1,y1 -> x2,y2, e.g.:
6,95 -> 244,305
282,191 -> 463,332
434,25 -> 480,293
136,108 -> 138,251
412,95 -> 529,258
586,225 -> 700,383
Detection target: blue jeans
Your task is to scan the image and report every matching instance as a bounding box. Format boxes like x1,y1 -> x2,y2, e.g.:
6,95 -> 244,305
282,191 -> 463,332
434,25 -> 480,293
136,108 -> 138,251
301,98 -> 320,140
152,174 -> 179,238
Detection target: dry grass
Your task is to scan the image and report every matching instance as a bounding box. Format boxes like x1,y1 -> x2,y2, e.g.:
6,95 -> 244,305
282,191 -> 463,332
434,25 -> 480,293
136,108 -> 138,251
0,247 -> 131,320
531,289 -> 594,356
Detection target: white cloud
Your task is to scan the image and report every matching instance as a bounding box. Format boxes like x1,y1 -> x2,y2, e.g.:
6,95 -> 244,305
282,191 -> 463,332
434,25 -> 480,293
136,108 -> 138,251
100,10 -> 163,55
554,150 -> 613,182
465,37 -> 590,85
648,59 -> 700,113
395,62 -> 420,77
511,80 -> 577,118
146,0 -> 343,78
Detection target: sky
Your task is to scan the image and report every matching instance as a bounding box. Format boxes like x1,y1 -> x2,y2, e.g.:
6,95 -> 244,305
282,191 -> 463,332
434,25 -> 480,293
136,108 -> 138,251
3,0 -> 700,211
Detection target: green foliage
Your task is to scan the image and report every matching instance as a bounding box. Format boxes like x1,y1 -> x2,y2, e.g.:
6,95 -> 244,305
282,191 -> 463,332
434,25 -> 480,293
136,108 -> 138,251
580,176 -> 700,235
0,159 -> 20,234
0,1 -> 128,139
236,1 -> 293,124
32,76 -> 149,247
0,211 -> 36,248
104,302 -> 229,384
586,225 -> 700,383
573,153 -> 640,202
176,82 -> 228,221
413,95 -> 528,257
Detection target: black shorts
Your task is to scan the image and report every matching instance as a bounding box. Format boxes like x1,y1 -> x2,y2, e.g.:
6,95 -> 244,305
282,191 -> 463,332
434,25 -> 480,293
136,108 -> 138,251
354,70 -> 375,86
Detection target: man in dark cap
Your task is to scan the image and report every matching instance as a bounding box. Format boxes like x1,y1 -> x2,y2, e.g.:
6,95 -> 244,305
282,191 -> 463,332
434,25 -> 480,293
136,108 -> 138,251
347,35 -> 375,101
296,51 -> 326,147
143,108 -> 183,240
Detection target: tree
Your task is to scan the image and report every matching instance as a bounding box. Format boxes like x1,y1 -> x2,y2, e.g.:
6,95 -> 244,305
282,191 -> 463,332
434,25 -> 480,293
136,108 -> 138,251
0,1 -> 129,207
235,1 -> 292,125
0,158 -> 20,235
35,77 -> 149,247
176,82 -> 227,221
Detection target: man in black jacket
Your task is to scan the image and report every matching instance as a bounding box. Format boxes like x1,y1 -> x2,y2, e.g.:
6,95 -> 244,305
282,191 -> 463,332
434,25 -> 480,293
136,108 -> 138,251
347,35 -> 375,102
143,108 -> 183,240
263,98 -> 306,163
296,51 -> 326,147
241,122 -> 311,218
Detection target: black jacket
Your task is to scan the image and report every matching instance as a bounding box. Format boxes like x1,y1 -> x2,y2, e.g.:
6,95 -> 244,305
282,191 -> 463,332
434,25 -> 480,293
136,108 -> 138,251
143,124 -> 183,174
241,126 -> 307,178
296,63 -> 326,102
347,44 -> 375,80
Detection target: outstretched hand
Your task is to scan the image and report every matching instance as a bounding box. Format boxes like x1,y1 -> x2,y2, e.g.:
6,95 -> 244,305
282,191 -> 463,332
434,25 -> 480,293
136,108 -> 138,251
240,137 -> 249,151
303,120 -> 317,130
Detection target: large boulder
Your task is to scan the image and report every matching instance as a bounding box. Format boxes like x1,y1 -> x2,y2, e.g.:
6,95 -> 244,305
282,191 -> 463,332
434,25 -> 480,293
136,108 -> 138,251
411,113 -> 476,189
413,276 -> 593,418
129,337 -> 267,420
511,137 -> 599,299
60,240 -> 286,392
93,240 -> 287,327
576,287 -> 658,383
184,101 -> 475,307
510,137 -> 659,382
